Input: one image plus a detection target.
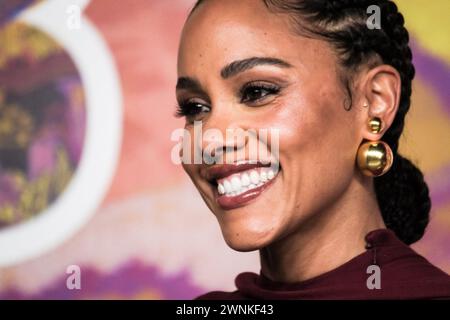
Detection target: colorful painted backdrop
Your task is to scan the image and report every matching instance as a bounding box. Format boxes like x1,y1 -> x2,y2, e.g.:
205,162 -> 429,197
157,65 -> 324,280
0,0 -> 449,299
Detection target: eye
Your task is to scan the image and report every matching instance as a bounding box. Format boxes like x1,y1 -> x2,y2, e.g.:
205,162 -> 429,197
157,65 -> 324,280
240,82 -> 280,104
175,99 -> 210,122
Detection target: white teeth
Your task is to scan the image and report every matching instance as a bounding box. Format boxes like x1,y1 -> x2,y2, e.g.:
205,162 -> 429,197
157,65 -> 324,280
241,173 -> 250,187
223,180 -> 232,193
250,170 -> 260,184
231,176 -> 241,191
216,167 -> 279,197
260,171 -> 267,182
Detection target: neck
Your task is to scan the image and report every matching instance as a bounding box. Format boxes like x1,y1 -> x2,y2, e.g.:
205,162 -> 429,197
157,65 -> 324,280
259,175 -> 386,283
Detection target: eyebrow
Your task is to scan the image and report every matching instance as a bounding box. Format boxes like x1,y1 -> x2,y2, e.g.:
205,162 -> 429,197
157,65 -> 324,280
175,57 -> 292,92
176,76 -> 203,92
220,57 -> 292,79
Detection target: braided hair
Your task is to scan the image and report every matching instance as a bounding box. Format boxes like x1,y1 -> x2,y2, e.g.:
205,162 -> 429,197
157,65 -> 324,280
190,0 -> 430,245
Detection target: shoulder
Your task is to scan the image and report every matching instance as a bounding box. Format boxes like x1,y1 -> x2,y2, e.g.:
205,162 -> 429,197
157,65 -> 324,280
375,244 -> 450,299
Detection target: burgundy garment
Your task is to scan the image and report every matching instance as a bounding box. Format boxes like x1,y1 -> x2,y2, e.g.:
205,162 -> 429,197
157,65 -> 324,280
196,229 -> 450,299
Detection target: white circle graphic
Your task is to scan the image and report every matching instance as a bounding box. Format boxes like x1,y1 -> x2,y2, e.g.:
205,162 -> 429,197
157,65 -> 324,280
0,0 -> 122,266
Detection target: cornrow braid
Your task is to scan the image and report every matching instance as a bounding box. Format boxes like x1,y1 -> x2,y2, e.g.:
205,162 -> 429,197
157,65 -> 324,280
190,0 -> 431,244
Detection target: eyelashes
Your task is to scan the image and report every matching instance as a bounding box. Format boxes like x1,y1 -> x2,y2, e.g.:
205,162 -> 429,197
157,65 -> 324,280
239,81 -> 280,104
175,101 -> 210,118
176,81 -> 281,120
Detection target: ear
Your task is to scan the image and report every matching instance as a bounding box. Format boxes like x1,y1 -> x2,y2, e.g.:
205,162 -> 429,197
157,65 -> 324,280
360,65 -> 401,140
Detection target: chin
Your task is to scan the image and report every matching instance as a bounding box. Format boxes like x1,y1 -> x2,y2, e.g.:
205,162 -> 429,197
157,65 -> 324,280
218,218 -> 279,252
222,235 -> 269,252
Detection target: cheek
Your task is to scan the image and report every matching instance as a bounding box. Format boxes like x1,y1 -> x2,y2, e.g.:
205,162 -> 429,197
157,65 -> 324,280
268,86 -> 358,209
271,88 -> 356,156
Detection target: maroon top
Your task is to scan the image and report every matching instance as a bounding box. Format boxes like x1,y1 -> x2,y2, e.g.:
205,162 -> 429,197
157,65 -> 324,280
196,229 -> 450,299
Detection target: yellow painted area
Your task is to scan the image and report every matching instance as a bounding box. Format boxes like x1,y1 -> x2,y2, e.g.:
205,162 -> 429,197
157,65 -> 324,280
399,78 -> 450,173
433,203 -> 450,227
133,289 -> 164,300
395,0 -> 450,63
0,22 -> 62,68
0,148 -> 74,226
86,289 -> 162,300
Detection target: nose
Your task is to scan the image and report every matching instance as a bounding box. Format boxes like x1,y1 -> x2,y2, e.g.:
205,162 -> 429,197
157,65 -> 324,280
198,115 -> 249,164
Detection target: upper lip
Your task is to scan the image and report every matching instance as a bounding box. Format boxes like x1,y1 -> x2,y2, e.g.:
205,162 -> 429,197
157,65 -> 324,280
201,161 -> 272,183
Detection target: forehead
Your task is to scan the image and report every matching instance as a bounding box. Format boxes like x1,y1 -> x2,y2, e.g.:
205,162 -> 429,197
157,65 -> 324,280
177,0 -> 332,77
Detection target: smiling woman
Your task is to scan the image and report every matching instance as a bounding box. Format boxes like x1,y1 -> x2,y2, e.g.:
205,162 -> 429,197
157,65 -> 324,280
175,0 -> 450,299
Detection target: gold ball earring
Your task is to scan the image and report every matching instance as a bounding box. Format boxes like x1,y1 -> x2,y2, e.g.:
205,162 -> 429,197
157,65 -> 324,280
368,117 -> 383,134
357,117 -> 393,177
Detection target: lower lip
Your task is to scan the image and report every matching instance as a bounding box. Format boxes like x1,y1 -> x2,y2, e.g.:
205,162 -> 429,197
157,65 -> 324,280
215,172 -> 279,210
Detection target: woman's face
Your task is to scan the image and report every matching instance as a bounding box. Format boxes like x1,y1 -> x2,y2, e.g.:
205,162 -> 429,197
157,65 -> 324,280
177,0 -> 363,251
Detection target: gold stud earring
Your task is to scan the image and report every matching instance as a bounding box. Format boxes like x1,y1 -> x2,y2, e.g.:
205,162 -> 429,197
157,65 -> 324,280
356,118 -> 393,177
368,117 -> 382,134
